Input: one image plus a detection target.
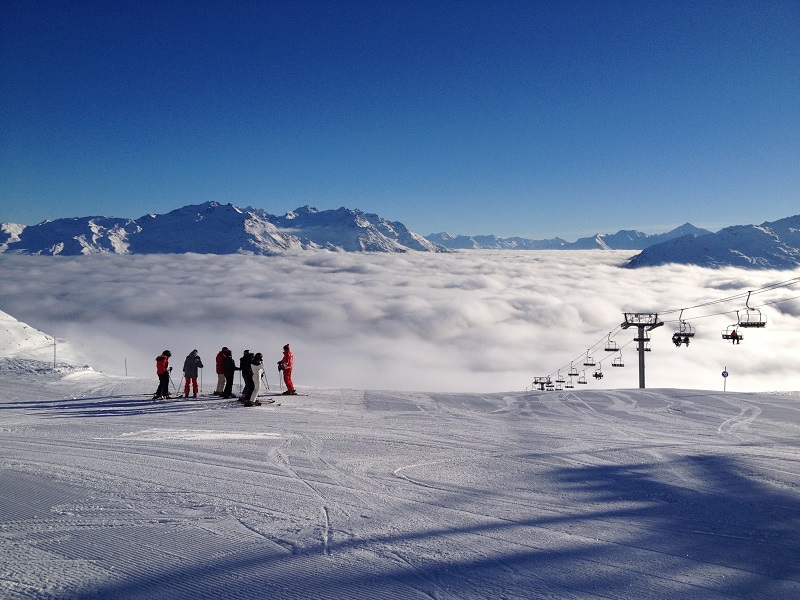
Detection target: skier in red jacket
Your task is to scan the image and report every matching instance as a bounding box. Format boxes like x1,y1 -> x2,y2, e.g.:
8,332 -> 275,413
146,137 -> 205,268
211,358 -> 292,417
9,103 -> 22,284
278,344 -> 296,395
153,350 -> 172,399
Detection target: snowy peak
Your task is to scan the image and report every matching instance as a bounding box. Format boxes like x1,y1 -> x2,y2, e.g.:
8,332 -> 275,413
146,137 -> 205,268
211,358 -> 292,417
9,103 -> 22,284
0,203 -> 447,255
625,214 -> 800,269
269,206 -> 445,252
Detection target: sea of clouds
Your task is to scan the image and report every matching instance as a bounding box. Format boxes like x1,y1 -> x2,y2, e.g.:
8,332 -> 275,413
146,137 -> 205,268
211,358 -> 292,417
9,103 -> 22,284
1,251 -> 798,393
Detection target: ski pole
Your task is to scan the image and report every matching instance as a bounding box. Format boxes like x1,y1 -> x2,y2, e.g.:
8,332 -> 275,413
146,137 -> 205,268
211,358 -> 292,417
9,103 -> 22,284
262,370 -> 270,390
200,368 -> 203,394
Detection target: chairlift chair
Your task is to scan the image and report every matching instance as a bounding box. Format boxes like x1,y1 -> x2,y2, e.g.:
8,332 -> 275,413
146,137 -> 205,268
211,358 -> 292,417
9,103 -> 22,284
738,309 -> 766,328
565,379 -> 575,389
568,363 -> 579,377
644,341 -> 652,352
583,351 -> 596,366
577,372 -> 588,384
677,320 -> 695,337
604,335 -> 619,352
722,324 -> 743,344
738,292 -> 767,328
612,354 -> 624,367
555,371 -> 566,384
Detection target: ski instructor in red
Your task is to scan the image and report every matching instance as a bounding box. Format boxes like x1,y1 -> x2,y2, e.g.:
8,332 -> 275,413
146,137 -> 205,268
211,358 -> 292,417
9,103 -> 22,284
278,344 -> 296,395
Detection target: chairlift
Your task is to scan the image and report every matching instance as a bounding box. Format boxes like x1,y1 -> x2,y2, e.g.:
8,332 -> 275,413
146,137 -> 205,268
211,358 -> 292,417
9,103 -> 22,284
555,371 -> 566,384
583,350 -> 596,367
577,372 -> 588,385
644,341 -> 652,352
565,379 -> 575,389
672,332 -> 691,347
554,382 -> 563,391
722,324 -> 743,344
673,310 -> 695,346
568,362 -> 579,377
738,293 -> 766,328
604,334 -> 619,352
612,353 -> 624,367
593,365 -> 604,379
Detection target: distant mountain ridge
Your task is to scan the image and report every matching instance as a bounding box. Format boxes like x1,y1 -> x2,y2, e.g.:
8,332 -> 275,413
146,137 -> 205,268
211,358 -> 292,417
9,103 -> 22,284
427,223 -> 712,251
625,214 -> 800,270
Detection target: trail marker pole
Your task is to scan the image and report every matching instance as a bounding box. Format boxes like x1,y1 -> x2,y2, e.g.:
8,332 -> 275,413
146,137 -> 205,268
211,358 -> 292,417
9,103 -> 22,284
722,367 -> 728,392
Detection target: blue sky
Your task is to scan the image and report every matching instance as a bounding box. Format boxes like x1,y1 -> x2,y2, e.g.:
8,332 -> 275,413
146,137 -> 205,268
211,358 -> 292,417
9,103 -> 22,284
2,0 -> 798,240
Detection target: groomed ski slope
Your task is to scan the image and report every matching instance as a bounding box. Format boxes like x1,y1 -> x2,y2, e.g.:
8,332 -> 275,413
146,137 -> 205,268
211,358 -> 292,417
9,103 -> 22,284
1,360 -> 799,599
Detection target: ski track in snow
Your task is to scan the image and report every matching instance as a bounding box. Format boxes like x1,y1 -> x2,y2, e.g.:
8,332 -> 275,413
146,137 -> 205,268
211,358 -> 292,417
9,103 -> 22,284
1,367 -> 800,598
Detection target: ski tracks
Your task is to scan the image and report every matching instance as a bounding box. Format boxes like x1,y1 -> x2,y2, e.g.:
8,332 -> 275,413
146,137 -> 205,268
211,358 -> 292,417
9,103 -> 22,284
717,397 -> 762,439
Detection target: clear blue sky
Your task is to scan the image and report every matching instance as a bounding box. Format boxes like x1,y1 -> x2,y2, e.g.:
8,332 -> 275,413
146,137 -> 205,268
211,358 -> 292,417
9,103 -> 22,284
2,0 -> 798,240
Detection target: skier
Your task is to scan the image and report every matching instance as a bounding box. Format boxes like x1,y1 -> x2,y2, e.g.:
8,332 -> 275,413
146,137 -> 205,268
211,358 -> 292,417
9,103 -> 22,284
153,350 -> 172,399
239,350 -> 254,401
182,349 -> 204,398
221,349 -> 238,398
213,346 -> 228,396
245,352 -> 264,406
730,329 -> 740,344
278,343 -> 296,395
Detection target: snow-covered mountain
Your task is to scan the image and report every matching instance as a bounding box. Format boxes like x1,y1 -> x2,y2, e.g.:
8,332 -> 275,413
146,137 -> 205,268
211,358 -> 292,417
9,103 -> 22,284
265,205 -> 442,252
427,223 -> 711,251
625,214 -> 800,269
0,202 -> 447,255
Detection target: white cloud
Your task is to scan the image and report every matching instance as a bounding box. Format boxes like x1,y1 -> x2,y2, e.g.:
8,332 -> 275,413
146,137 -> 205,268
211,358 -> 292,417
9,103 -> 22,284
1,251 -> 799,393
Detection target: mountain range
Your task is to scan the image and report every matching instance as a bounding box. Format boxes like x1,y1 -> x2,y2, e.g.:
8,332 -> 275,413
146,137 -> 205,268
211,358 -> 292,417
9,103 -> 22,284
0,203 -> 443,255
426,223 -> 711,251
2,202 -> 799,269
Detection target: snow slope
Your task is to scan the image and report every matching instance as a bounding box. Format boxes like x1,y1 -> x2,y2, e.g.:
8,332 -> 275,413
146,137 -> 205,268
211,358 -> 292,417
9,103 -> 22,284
1,319 -> 799,598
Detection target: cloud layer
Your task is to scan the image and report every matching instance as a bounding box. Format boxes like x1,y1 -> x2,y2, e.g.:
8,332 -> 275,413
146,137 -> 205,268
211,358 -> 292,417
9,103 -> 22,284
1,251 -> 798,393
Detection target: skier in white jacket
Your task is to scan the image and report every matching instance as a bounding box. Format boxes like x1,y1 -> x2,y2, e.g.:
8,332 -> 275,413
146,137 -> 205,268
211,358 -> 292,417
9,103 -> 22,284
245,353 -> 264,406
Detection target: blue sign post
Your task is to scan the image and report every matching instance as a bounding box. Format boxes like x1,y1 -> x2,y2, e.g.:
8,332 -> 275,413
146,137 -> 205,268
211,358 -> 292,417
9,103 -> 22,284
722,367 -> 729,391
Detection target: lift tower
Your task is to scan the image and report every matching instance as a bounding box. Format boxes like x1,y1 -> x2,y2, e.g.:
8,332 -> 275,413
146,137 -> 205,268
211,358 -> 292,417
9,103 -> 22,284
620,313 -> 663,388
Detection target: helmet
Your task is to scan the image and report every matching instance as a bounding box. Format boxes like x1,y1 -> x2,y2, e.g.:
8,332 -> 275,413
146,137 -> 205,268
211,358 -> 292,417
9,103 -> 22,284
163,350 -> 171,357
283,344 -> 290,350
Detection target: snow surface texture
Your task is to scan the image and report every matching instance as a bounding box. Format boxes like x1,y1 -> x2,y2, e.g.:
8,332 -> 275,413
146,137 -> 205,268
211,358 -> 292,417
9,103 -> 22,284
1,251 -> 800,393
1,350 -> 799,598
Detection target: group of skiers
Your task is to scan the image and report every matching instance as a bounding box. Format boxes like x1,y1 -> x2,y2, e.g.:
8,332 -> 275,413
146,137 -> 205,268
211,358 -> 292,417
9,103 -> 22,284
153,344 -> 296,406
